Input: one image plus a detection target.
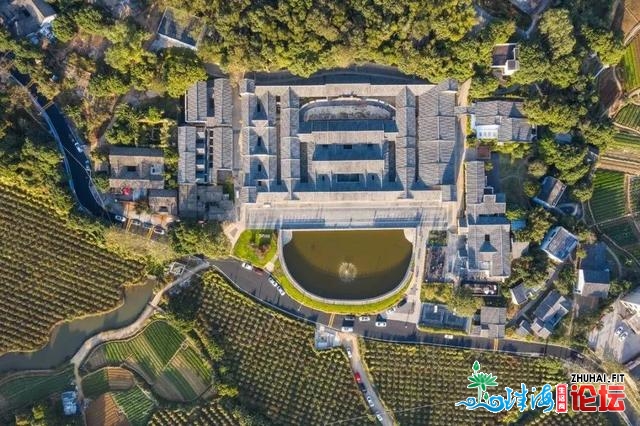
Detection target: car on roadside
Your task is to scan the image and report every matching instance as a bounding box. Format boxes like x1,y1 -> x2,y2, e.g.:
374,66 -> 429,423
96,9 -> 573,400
397,297 -> 407,308
358,316 -> 371,322
375,320 -> 387,328
142,222 -> 153,229
241,262 -> 253,271
84,160 -> 91,173
444,334 -> 454,340
619,331 -> 629,342
354,372 -> 362,384
366,395 -> 374,407
375,413 -> 383,423
341,325 -> 354,332
346,347 -> 352,358
344,315 -> 356,322
131,219 -> 142,226
74,140 -> 83,153
254,267 -> 265,275
114,215 -> 126,223
276,286 -> 285,296
386,306 -> 397,315
615,326 -> 624,336
359,382 -> 366,393
268,275 -> 278,287
153,226 -> 166,235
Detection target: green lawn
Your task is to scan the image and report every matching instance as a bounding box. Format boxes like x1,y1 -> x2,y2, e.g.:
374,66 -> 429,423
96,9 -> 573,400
590,170 -> 626,223
496,154 -> 529,209
232,230 -> 277,267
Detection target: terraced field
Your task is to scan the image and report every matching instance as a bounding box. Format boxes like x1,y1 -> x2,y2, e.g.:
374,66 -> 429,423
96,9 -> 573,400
616,104 -> 640,132
81,367 -> 134,399
623,35 -> 640,91
600,220 -> 639,246
611,131 -> 640,153
112,386 -> 156,426
84,319 -> 212,402
0,183 -> 144,353
590,170 -> 626,222
0,365 -> 74,417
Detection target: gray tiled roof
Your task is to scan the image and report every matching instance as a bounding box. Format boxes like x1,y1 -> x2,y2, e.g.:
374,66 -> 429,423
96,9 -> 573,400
467,216 -> 511,278
109,146 -> 164,159
185,81 -> 209,123
465,161 -> 486,205
541,226 -> 578,262
510,283 -> 529,305
533,290 -> 570,329
534,176 -> 566,208
214,78 -> 233,125
471,100 -> 534,142
177,126 -> 197,184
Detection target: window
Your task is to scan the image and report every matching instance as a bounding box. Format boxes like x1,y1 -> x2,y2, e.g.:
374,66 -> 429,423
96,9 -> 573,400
322,144 -> 328,149
126,165 -> 137,172
371,175 -> 375,181
321,175 -> 326,181
257,137 -> 263,147
257,164 -> 262,172
367,143 -> 373,149
256,102 -> 261,113
343,144 -> 353,149
484,234 -> 490,243
337,174 -> 360,182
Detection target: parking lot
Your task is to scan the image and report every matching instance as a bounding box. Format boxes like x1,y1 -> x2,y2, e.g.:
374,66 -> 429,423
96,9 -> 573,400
589,301 -> 640,364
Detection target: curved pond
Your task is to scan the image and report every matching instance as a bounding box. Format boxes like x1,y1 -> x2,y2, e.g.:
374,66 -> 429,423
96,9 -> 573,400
282,230 -> 412,300
0,280 -> 155,373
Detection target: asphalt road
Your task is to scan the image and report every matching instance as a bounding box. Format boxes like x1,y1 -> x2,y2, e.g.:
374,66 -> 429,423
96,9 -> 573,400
210,258 -> 591,364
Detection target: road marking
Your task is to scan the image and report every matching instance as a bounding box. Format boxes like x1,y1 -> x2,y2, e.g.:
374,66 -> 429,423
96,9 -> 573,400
493,338 -> 499,351
328,313 -> 336,328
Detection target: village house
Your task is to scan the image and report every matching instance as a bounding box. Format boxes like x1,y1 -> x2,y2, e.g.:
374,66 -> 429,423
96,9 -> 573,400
469,100 -> 536,143
533,176 -> 566,209
541,226 -> 579,263
0,0 -> 56,39
491,43 -> 519,76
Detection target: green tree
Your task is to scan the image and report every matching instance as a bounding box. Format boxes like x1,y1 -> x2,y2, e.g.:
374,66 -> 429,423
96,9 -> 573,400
52,14 -> 77,43
539,9 -> 576,59
162,49 -> 207,98
527,160 -> 548,178
520,207 -> 554,244
170,221 -> 230,258
581,26 -> 624,65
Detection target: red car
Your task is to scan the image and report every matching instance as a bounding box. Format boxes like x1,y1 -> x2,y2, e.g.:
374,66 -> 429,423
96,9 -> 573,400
354,372 -> 362,384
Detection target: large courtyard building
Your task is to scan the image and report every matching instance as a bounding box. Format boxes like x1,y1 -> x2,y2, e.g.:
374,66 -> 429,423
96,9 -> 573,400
236,77 -> 467,229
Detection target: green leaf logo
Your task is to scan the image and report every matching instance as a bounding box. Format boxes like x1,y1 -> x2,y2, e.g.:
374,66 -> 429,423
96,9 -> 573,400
467,360 -> 499,402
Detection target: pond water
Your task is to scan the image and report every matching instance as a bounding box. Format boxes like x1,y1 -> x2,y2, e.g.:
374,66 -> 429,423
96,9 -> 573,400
0,280 -> 155,373
282,230 -> 412,300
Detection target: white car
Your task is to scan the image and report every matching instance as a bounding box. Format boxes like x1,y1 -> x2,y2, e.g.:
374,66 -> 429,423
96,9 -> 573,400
241,262 -> 253,271
153,226 -> 166,235
114,215 -> 126,223
276,286 -> 285,296
386,306 -> 397,315
375,321 -> 387,328
268,276 -> 278,287
444,334 -> 454,340
358,316 -> 371,322
375,413 -> 383,422
346,347 -> 352,358
341,326 -> 354,333
84,160 -> 91,173
615,326 -> 624,336
344,315 -> 356,322
619,331 -> 629,342
74,141 -> 83,153
366,395 -> 374,407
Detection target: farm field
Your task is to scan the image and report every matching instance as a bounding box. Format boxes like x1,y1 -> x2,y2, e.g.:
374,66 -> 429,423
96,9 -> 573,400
600,219 -> 639,247
622,35 -> 640,91
590,170 -> 626,223
0,365 -> 74,416
177,272 -> 370,425
0,183 -> 144,353
615,104 -> 640,132
149,400 -> 239,426
81,367 -> 134,399
112,386 -> 156,426
631,177 -> 640,213
85,393 -> 127,426
83,319 -> 212,402
611,132 -> 640,154
363,340 -> 610,425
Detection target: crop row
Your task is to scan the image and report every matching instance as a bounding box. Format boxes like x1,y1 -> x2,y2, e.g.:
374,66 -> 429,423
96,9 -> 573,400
623,35 -> 640,91
611,131 -> 640,153
616,104 -> 640,132
0,184 -> 143,353
149,401 -> 238,426
0,365 -> 74,416
590,170 -> 626,223
182,272 -> 369,426
600,220 -> 639,246
112,386 -> 155,426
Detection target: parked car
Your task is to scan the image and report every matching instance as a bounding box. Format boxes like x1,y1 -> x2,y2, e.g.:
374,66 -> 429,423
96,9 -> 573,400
359,382 -> 366,393
254,267 -> 265,275
142,222 -> 153,229
346,347 -> 352,358
366,395 -> 374,407
84,160 -> 91,173
615,326 -> 624,336
444,334 -> 454,340
74,141 -> 83,153
344,315 -> 356,322
276,286 -> 286,296
619,331 -> 629,342
268,276 -> 278,287
241,262 -> 253,271
114,215 -> 126,223
131,219 -> 142,226
341,325 -> 354,333
375,413 -> 383,422
386,306 -> 397,315
397,297 -> 408,308
153,226 -> 166,235
358,316 -> 371,322
354,372 -> 362,383
375,321 -> 387,328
